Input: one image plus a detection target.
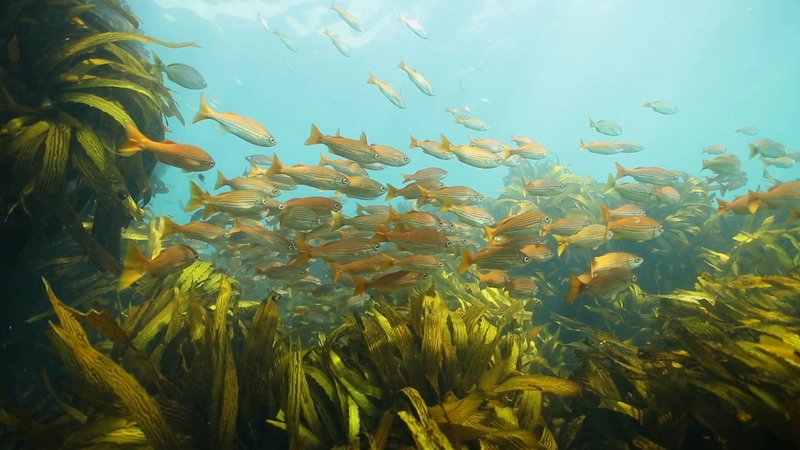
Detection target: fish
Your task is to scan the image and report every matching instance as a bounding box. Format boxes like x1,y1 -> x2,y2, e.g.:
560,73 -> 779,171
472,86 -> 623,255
389,254 -> 444,273
258,13 -> 270,32
504,277 -> 539,298
607,204 -> 647,218
246,154 -> 274,165
747,181 -> 800,213
654,186 -> 681,204
579,140 -> 623,155
439,135 -> 503,168
566,267 -> 636,304
370,144 -> 411,166
331,1 -> 363,32
459,247 -> 531,273
519,244 -> 554,263
606,176 -> 656,202
401,167 -> 447,183
716,195 -> 750,217
478,270 -> 509,288
493,233 -> 548,249
330,253 -> 394,282
273,29 -> 298,52
306,125 -> 380,164
591,252 -> 644,277
736,125 -> 759,136
702,154 -> 742,175
367,72 -> 406,109
386,183 -> 426,201
259,263 -> 310,282
284,196 -> 343,215
119,124 -> 215,172
643,99 -> 677,114
186,181 -> 274,219
543,216 -> 592,236
504,142 -> 550,160
589,118 -> 623,136
331,210 -> 386,231
749,138 -> 788,159
353,271 -> 429,296
409,136 -> 453,160
440,200 -> 495,227
162,63 -> 207,89
320,153 -> 369,177
268,154 -> 350,191
617,141 -> 645,153
417,185 -> 486,207
229,219 -> 297,254
163,217 -> 229,243
397,14 -> 427,39
279,206 -> 325,231
614,163 -> 681,185
338,176 -> 386,199
607,216 -> 664,241
455,116 -> 491,131
555,224 -> 612,256
215,170 -> 281,196
511,135 -> 536,146
118,243 -> 198,290
485,210 -> 551,243
469,138 -> 505,152
388,206 -> 443,230
701,144 -> 727,155
297,237 -> 382,263
323,28 -> 351,57
763,156 -> 795,169
397,59 -> 435,96
194,94 -> 276,146
374,225 -> 453,254
524,179 -> 567,197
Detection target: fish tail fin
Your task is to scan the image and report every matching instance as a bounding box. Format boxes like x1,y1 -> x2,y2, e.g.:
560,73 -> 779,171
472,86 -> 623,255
604,174 -> 616,191
214,169 -> 227,189
747,191 -> 762,214
186,181 -> 207,212
397,59 -> 406,70
458,248 -> 473,274
118,124 -> 149,156
578,139 -> 587,152
330,210 -> 345,231
387,205 -> 400,224
201,204 -> 217,220
353,277 -> 369,296
440,198 -> 453,213
367,72 -> 377,85
484,226 -> 496,244
614,162 -> 627,180
330,1 -> 336,10
438,134 -> 452,152
193,94 -> 213,124
118,243 -> 148,290
716,198 -> 730,217
401,173 -> 413,183
374,224 -> 389,242
416,185 -> 430,208
386,184 -> 399,201
748,143 -> 757,160
305,123 -> 323,145
294,235 -> 313,262
642,100 -> 651,108
409,135 -> 419,149
565,273 -> 585,304
397,13 -> 405,21
503,146 -> 512,161
229,218 -> 244,235
162,216 -> 178,237
588,117 -> 594,128
331,263 -> 344,282
555,236 -> 568,257
267,154 -> 285,176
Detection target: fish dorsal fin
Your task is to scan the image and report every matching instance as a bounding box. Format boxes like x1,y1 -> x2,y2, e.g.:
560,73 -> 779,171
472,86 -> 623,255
335,128 -> 341,136
360,131 -> 368,144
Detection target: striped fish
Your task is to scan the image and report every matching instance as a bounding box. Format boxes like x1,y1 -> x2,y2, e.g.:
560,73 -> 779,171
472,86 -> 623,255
193,94 -> 275,146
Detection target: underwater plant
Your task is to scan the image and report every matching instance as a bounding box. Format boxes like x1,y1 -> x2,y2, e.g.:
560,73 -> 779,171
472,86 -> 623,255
0,0 -> 194,273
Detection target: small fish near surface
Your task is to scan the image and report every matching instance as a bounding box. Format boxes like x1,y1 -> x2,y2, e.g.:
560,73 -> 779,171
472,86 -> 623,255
643,99 -> 677,114
323,28 -> 351,57
589,118 -> 623,136
455,116 -> 491,131
118,124 -> 215,172
398,59 -> 435,96
331,1 -> 363,32
118,243 -> 198,290
194,94 -> 276,147
367,72 -> 406,109
397,14 -> 427,39
162,62 -> 207,90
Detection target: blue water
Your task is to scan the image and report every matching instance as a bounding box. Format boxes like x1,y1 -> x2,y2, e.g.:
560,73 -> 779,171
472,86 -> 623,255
136,0 -> 800,221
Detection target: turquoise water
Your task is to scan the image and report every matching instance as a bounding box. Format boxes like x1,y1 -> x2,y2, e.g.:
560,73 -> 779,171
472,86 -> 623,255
138,0 -> 799,222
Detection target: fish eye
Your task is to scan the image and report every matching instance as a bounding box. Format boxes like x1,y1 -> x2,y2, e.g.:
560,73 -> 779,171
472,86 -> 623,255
209,160 -> 216,167
269,137 -> 276,145
437,261 -> 444,267
445,240 -> 452,247
341,178 -> 350,185
260,198 -> 268,205
523,256 -> 531,263
289,244 -> 296,251
380,186 -> 386,192
374,244 -> 381,250
373,153 -> 381,159
560,183 -> 566,189
403,156 -> 410,162
635,257 -> 643,263
222,232 -> 231,238
495,156 -> 502,163
278,203 -> 285,210
117,190 -> 129,200
632,274 -> 638,282
659,225 -> 664,232
544,217 -> 552,224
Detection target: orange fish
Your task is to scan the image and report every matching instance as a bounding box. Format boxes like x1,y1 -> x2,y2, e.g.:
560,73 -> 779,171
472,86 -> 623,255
194,94 -> 275,146
118,243 -> 198,290
119,124 -> 214,172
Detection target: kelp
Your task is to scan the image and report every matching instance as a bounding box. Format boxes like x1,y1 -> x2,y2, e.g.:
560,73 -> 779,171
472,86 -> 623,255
0,0 -> 195,273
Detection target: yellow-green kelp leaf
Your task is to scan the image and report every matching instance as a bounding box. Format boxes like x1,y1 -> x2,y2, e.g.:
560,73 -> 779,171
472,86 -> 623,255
57,92 -> 133,129
50,32 -> 198,71
490,373 -> 583,397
